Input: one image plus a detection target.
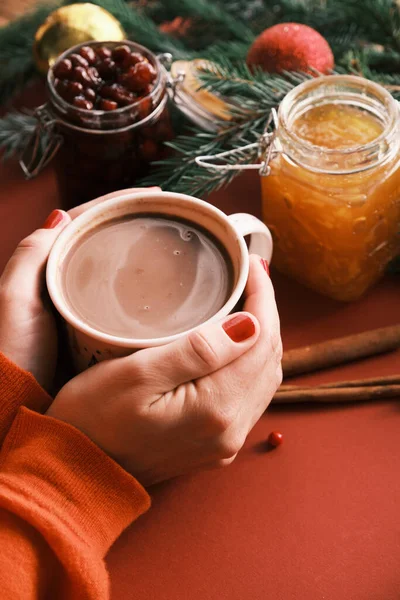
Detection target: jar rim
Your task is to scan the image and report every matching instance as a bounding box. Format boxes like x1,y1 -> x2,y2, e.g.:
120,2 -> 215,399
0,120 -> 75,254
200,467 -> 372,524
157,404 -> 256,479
277,74 -> 400,173
47,39 -> 164,120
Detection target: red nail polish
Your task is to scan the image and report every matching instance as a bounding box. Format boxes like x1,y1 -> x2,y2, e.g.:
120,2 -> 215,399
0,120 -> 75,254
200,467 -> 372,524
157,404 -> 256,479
261,258 -> 270,275
42,209 -> 65,229
222,314 -> 256,343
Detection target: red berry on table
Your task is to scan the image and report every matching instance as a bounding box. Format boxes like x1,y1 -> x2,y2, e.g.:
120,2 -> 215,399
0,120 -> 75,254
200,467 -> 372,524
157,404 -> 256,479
79,45 -> 97,65
73,96 -> 94,110
53,58 -> 72,79
96,46 -> 112,60
99,98 -> 119,111
112,44 -> 132,62
69,53 -> 89,68
246,23 -> 334,75
267,431 -> 284,448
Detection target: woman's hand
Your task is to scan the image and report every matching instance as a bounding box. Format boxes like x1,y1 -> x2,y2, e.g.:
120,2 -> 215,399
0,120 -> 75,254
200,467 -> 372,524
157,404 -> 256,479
0,187 -> 160,391
47,255 -> 282,486
0,209 -> 72,391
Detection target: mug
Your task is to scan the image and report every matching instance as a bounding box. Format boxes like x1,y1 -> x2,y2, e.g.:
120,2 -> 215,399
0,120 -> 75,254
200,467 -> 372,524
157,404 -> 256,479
46,190 -> 273,372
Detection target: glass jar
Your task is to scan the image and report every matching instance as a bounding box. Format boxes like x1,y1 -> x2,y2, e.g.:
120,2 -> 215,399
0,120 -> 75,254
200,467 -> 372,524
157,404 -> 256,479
261,75 -> 400,301
22,40 -> 173,209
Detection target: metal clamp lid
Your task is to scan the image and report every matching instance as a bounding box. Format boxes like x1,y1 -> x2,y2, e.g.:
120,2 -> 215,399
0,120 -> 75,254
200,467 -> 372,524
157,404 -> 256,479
20,104 -> 63,179
195,109 -> 280,177
158,53 -> 186,100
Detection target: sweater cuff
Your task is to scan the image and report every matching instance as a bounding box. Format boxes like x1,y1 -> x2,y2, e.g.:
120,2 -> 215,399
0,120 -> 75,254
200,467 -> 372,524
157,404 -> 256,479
0,407 -> 150,556
0,352 -> 52,444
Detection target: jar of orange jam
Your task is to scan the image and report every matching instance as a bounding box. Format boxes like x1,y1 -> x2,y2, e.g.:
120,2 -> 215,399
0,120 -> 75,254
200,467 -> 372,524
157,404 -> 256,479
261,75 -> 400,301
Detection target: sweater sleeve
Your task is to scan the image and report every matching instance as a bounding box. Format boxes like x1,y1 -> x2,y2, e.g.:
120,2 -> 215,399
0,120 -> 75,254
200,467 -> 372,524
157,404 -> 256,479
0,407 -> 151,600
0,352 -> 52,445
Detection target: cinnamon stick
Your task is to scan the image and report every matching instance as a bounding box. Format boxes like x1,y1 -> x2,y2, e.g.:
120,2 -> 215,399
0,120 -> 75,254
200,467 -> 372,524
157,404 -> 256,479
279,374 -> 400,392
273,384 -> 400,404
282,325 -> 400,378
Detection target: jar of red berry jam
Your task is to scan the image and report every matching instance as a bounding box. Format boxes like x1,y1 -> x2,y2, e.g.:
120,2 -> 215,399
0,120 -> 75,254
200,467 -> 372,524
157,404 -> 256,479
21,40 -> 173,208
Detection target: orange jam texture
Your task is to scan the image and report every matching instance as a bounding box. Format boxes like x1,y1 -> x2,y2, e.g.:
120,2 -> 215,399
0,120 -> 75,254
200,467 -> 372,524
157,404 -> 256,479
262,103 -> 400,301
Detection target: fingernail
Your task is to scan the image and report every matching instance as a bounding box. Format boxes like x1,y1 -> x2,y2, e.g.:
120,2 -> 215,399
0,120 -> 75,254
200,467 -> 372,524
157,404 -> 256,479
261,258 -> 270,276
42,209 -> 65,229
223,314 -> 256,343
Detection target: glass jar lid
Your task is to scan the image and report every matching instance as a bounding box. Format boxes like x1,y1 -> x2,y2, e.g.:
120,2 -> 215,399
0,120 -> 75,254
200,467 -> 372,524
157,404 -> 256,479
170,59 -> 233,131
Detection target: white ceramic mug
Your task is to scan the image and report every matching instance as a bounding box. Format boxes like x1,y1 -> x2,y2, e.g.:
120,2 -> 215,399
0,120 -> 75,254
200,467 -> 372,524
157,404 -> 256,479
47,190 -> 273,372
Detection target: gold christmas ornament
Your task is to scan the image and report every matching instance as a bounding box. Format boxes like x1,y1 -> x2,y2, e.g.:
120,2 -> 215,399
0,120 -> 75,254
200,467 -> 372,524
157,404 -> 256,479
33,3 -> 126,73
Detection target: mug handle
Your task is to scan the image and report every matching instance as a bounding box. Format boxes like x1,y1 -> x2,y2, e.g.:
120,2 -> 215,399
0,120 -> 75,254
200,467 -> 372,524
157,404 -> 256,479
228,213 -> 273,263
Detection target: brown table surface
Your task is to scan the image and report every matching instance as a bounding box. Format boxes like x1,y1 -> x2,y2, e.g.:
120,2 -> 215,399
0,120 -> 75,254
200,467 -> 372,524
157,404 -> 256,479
1,127 -> 400,600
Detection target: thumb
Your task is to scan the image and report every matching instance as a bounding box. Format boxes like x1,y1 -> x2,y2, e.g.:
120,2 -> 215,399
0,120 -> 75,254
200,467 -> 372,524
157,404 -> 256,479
0,210 -> 71,301
131,312 -> 260,394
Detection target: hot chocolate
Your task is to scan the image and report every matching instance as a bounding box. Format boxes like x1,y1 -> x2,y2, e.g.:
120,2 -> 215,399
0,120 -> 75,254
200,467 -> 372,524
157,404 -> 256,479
62,214 -> 234,339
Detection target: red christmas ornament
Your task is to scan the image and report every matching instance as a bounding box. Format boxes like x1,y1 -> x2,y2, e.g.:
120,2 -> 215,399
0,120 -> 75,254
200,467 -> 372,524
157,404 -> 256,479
247,23 -> 334,75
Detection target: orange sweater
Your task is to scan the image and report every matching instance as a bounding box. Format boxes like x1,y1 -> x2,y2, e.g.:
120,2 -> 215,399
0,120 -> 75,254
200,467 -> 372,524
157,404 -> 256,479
0,352 -> 151,599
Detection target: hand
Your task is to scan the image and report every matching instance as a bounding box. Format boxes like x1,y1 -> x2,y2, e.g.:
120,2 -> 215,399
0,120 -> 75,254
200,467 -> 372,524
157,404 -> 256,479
47,256 -> 282,486
0,209 -> 72,391
0,187 -> 160,391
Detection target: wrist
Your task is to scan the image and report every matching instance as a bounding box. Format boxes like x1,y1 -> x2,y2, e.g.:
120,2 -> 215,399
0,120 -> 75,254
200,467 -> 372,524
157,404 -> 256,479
0,407 -> 151,555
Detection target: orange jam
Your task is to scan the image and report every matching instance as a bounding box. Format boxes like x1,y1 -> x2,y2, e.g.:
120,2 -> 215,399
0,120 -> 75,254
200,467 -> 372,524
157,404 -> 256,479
261,77 -> 400,301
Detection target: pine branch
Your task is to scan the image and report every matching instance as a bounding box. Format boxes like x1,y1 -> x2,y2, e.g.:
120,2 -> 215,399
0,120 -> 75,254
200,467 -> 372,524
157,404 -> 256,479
89,0 -> 192,58
142,0 -> 255,43
333,0 -> 400,52
202,41 -> 252,63
0,112 -> 38,160
143,65 -> 309,196
0,4 -> 53,104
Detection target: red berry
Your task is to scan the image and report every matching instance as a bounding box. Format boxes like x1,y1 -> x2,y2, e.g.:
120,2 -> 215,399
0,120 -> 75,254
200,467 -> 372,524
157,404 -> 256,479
87,66 -> 102,87
83,87 -> 96,102
96,46 -> 112,60
112,44 -> 131,62
247,23 -> 334,75
134,62 -> 157,85
115,90 -> 136,106
69,53 -> 89,68
97,58 -> 116,79
79,45 -> 96,65
99,98 -> 118,111
99,84 -> 118,99
73,96 -> 94,110
119,63 -> 156,92
72,66 -> 92,86
56,79 -> 83,102
122,52 -> 145,68
267,431 -> 284,448
53,58 -> 73,79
